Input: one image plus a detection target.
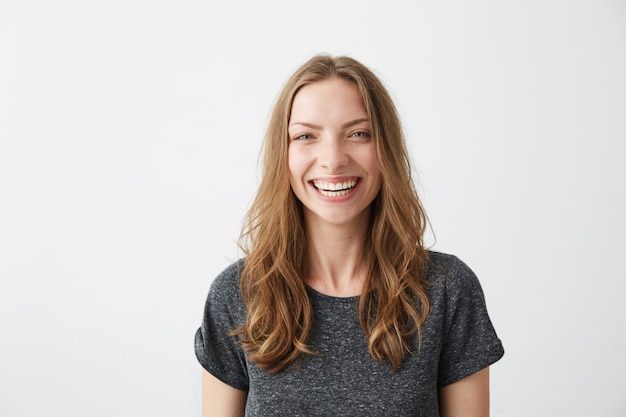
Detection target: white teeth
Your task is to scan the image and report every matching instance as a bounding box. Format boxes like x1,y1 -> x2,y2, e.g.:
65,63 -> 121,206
318,189 -> 352,197
311,179 -> 358,197
313,179 -> 357,192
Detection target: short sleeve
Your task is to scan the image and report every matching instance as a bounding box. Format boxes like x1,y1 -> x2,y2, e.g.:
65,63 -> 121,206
436,255 -> 504,387
194,261 -> 249,391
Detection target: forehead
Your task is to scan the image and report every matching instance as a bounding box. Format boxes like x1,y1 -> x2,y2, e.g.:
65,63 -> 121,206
289,77 -> 368,125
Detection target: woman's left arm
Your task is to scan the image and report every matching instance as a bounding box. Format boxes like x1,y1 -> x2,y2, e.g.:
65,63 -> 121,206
439,367 -> 490,417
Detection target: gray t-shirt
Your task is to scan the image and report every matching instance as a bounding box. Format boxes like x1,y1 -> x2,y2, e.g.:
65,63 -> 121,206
195,252 -> 504,416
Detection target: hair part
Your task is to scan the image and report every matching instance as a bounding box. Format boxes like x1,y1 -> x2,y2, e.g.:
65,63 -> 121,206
235,54 -> 431,374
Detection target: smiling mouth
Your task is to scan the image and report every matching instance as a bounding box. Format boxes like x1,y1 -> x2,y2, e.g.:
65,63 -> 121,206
311,179 -> 359,197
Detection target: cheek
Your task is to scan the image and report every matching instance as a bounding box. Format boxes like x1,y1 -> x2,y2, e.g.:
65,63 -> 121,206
287,147 -> 308,181
361,146 -> 381,176
287,147 -> 296,180
363,149 -> 382,193
367,153 -> 379,171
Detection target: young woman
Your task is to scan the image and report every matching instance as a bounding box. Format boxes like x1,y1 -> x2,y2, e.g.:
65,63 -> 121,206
195,55 -> 504,417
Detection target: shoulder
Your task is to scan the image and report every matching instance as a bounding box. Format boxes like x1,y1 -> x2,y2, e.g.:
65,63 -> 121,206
427,251 -> 474,277
425,252 -> 504,385
427,251 -> 481,290
205,259 -> 246,307
425,251 -> 489,308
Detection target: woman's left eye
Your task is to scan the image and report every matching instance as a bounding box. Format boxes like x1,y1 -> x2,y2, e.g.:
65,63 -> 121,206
350,131 -> 371,138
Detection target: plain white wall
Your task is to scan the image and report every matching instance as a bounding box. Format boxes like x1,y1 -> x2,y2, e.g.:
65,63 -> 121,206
1,0 -> 625,415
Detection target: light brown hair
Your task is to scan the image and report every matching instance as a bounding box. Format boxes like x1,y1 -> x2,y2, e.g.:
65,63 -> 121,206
235,54 -> 430,374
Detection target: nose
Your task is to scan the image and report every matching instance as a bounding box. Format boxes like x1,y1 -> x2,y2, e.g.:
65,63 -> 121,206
319,137 -> 349,172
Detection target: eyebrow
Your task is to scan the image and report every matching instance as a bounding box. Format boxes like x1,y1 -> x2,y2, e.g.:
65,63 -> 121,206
288,118 -> 371,130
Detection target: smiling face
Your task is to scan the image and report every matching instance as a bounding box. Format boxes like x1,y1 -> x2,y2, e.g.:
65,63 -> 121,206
287,77 -> 382,229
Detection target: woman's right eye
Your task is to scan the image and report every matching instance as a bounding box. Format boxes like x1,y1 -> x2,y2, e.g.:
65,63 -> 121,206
293,134 -> 313,141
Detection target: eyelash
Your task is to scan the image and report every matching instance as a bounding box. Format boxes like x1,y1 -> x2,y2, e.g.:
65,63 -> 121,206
293,134 -> 313,141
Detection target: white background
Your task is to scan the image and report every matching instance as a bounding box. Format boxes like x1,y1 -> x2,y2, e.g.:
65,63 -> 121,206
1,0 -> 625,416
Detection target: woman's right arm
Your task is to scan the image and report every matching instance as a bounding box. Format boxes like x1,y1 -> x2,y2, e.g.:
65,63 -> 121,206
201,368 -> 247,417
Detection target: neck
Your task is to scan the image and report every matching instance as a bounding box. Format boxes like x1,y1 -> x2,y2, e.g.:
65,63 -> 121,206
303,212 -> 370,297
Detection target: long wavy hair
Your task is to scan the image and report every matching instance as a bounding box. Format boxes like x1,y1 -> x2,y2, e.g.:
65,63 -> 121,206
235,54 -> 431,374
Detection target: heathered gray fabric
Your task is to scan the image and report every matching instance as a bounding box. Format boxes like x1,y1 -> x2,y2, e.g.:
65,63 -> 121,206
195,252 -> 504,416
